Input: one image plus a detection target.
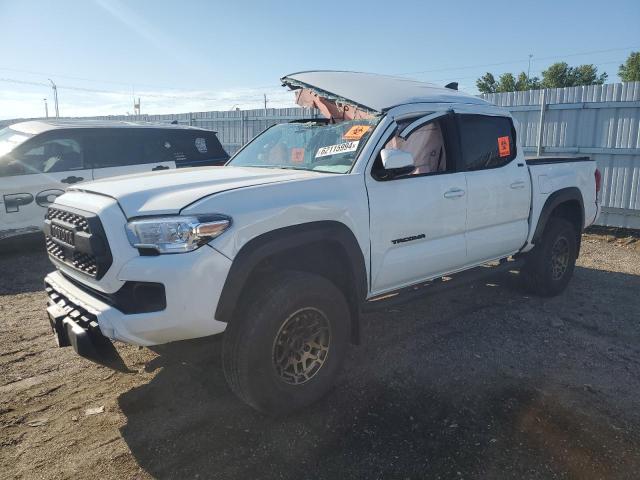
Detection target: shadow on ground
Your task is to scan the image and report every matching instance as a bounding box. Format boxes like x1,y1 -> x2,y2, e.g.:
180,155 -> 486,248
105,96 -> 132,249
118,266 -> 640,479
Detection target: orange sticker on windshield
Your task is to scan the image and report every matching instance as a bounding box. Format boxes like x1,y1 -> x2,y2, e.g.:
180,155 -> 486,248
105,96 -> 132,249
343,125 -> 371,140
498,136 -> 511,157
291,148 -> 305,164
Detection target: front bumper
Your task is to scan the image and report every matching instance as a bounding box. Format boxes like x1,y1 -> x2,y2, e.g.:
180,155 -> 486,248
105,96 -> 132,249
44,245 -> 232,348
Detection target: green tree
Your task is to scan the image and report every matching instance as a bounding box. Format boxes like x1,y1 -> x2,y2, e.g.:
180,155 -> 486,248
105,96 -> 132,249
541,62 -> 607,88
516,72 -> 541,91
619,51 -> 640,81
476,72 -> 497,94
571,64 -> 608,86
541,62 -> 572,88
496,73 -> 517,92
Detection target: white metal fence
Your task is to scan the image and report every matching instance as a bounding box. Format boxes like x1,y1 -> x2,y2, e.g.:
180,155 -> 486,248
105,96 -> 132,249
482,82 -> 640,229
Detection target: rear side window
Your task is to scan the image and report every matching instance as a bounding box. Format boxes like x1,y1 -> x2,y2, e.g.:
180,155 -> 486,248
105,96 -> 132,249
166,131 -> 228,166
88,131 -> 145,168
457,115 -> 516,171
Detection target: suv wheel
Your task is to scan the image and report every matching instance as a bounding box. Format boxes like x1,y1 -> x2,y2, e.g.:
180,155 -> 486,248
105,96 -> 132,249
222,271 -> 350,414
521,217 -> 578,297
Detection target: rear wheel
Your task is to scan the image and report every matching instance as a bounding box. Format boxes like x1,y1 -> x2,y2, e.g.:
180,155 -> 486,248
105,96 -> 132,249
222,271 -> 350,415
521,217 -> 578,297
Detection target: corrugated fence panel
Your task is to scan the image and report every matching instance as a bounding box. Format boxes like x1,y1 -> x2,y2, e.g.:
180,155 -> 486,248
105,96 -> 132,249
482,82 -> 640,229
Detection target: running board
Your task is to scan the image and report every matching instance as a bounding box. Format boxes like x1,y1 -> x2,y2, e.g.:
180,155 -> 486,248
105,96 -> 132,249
363,258 -> 524,312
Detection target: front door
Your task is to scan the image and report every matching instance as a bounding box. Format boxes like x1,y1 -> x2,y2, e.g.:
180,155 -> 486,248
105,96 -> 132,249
366,114 -> 468,295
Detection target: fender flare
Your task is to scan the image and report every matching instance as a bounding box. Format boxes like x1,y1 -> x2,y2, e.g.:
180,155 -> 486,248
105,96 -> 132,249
532,187 -> 585,244
215,221 -> 368,331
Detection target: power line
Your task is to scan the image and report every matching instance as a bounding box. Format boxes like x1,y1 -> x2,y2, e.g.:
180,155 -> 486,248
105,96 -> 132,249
394,45 -> 638,76
0,77 -> 286,103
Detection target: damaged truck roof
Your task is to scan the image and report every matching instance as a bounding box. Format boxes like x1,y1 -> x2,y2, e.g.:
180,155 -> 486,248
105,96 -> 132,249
281,70 -> 489,113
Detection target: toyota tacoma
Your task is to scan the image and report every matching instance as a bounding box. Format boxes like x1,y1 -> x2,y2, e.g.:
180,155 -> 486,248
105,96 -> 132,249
42,71 -> 601,414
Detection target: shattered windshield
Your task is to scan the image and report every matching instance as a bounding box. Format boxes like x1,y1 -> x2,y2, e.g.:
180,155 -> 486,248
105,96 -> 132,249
227,118 -> 380,173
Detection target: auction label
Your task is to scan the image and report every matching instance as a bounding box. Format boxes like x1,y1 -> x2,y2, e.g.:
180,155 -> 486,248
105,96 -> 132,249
315,141 -> 359,158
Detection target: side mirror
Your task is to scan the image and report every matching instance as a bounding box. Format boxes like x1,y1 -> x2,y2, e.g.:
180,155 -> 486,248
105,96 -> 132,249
380,148 -> 414,173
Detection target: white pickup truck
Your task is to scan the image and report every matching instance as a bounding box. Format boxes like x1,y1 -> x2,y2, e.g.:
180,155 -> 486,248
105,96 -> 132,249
43,71 -> 601,414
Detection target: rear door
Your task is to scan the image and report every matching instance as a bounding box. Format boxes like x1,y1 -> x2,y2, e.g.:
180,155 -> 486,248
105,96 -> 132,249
0,131 -> 91,237
457,114 -> 531,263
87,129 -> 176,180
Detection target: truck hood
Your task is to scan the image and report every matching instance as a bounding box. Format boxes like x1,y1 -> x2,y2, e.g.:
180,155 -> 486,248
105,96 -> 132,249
70,166 -> 321,218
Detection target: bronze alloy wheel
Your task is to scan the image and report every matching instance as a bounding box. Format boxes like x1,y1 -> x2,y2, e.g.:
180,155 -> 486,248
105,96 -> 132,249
550,236 -> 570,281
272,307 -> 331,385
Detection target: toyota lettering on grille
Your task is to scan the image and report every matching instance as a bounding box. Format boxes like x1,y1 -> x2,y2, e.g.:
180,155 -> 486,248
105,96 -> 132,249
50,224 -> 75,246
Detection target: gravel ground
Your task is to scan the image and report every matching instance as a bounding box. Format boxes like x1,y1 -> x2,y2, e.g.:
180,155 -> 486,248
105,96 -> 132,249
1,234 -> 639,480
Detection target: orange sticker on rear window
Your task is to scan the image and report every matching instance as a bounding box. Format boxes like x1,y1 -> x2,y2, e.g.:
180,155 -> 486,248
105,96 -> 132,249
498,136 -> 511,157
291,148 -> 305,164
343,125 -> 372,141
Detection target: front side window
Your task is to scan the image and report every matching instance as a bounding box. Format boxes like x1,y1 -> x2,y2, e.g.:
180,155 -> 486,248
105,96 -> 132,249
227,118 -> 380,174
457,114 -> 516,171
371,117 -> 450,180
0,135 -> 84,176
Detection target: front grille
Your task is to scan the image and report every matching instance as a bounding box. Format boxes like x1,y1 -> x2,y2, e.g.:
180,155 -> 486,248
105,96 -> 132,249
43,205 -> 112,279
46,208 -> 90,233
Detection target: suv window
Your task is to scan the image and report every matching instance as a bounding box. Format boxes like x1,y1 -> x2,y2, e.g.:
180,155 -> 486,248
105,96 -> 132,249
87,129 -> 173,168
3,134 -> 85,176
457,114 -> 516,171
166,131 -> 228,166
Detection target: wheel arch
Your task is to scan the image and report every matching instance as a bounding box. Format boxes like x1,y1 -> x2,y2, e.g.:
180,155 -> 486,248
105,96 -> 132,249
215,221 -> 368,343
533,187 -> 584,253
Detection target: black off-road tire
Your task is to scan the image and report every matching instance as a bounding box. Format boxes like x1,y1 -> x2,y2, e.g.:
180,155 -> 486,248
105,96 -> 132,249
521,217 -> 578,297
222,271 -> 350,415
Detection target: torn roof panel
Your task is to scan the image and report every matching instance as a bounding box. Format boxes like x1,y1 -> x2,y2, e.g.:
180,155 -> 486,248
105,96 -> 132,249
281,70 -> 489,113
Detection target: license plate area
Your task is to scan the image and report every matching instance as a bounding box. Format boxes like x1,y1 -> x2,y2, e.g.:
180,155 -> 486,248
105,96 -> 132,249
50,223 -> 75,247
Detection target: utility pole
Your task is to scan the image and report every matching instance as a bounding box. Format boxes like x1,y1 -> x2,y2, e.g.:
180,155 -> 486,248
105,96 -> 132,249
43,98 -> 49,118
263,93 -> 268,112
48,79 -> 59,117
527,54 -> 533,83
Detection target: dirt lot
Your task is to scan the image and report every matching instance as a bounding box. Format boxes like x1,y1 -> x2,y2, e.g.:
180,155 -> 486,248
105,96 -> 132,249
1,234 -> 639,480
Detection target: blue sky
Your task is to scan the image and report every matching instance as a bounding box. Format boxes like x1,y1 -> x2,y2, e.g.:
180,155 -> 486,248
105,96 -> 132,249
0,0 -> 638,119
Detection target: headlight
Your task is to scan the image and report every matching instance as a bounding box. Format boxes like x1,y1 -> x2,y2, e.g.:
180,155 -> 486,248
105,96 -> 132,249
125,215 -> 231,254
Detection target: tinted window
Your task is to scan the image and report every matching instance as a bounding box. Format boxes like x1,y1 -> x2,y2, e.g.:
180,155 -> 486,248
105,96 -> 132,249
166,131 -> 228,166
457,115 -> 516,171
88,130 -> 173,168
1,133 -> 84,176
85,128 -> 227,169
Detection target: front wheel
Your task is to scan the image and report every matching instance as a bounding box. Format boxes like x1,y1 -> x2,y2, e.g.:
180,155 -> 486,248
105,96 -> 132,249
521,217 -> 578,297
222,271 -> 350,415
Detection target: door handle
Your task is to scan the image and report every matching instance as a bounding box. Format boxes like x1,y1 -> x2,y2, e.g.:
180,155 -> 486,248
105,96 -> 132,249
510,181 -> 526,189
152,165 -> 170,171
443,188 -> 466,199
61,176 -> 84,184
